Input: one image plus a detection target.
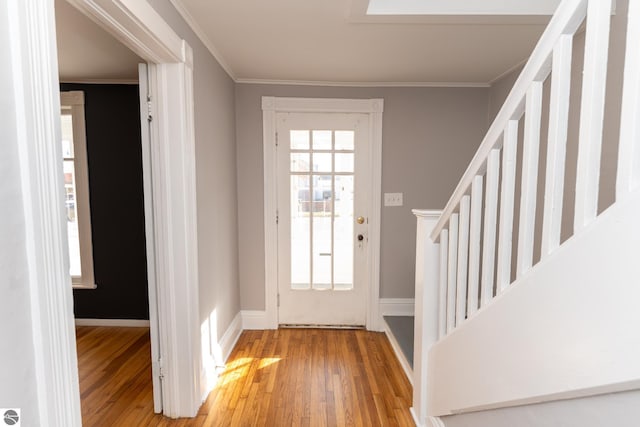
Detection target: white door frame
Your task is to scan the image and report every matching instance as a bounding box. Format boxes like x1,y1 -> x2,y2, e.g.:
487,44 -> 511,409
9,0 -> 202,423
262,97 -> 384,331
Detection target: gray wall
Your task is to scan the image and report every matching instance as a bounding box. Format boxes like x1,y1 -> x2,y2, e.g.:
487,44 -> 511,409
487,64 -> 524,125
0,3 -> 41,424
148,1 -> 241,342
443,390 -> 640,427
235,84 -> 489,309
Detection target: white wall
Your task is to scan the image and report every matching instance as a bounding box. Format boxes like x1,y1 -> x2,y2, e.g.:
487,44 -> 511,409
0,3 -> 42,425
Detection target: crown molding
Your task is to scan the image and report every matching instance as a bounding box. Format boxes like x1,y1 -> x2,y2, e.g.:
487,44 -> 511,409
168,0 -> 237,80
488,58 -> 528,85
236,78 -> 490,88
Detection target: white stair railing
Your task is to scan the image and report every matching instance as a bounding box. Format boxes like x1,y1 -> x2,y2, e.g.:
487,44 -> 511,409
431,0 -> 613,338
412,0 -> 640,424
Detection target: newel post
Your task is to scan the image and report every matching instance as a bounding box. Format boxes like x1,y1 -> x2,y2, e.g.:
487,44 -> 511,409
411,210 -> 443,427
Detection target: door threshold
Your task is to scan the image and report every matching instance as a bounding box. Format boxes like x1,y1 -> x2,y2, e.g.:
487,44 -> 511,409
279,324 -> 365,330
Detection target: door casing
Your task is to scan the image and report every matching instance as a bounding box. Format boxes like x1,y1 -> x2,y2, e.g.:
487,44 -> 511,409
262,97 -> 384,331
11,0 -> 202,423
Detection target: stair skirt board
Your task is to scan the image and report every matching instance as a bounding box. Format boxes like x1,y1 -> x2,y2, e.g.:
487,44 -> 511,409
383,315 -> 414,385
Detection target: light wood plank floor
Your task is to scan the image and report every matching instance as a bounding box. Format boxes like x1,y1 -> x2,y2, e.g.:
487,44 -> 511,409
76,326 -> 414,426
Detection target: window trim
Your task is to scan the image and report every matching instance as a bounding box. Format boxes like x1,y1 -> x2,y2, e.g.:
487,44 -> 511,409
60,91 -> 96,290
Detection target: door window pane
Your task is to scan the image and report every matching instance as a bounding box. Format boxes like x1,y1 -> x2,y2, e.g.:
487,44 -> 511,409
312,175 -> 333,289
287,126 -> 357,292
312,130 -> 332,150
290,153 -> 310,172
335,131 -> 354,150
290,130 -> 310,149
335,153 -> 354,173
334,175 -> 354,289
291,175 -> 310,289
312,153 -> 332,173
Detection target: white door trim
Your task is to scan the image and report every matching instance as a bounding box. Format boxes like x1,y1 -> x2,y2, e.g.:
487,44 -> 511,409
8,1 -> 82,425
262,97 -> 384,330
17,0 -> 201,420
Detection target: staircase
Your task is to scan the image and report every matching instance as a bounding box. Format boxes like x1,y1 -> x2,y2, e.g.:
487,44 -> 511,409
412,0 -> 640,425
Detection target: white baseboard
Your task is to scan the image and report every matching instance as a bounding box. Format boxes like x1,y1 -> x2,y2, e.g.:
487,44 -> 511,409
410,407 -> 424,427
200,312 -> 243,402
382,317 -> 413,385
409,407 -> 445,427
219,312 -> 243,363
74,318 -> 150,327
379,298 -> 415,317
241,310 -> 268,330
428,416 -> 445,427
410,408 -> 445,427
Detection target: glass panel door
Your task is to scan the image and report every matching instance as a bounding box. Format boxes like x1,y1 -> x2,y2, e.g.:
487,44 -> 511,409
277,112 -> 369,326
289,130 -> 355,291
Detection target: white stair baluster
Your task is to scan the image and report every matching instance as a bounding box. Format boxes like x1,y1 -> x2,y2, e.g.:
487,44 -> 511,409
438,229 -> 449,339
542,35 -> 573,256
467,176 -> 483,316
497,120 -> 519,294
456,196 -> 471,326
617,0 -> 640,200
574,0 -> 613,232
481,150 -> 500,306
447,214 -> 459,333
517,82 -> 544,277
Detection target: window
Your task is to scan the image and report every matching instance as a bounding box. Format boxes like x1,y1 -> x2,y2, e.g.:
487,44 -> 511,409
60,91 -> 96,289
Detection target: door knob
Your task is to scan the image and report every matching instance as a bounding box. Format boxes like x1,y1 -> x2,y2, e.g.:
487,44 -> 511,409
356,216 -> 365,224
357,234 -> 364,241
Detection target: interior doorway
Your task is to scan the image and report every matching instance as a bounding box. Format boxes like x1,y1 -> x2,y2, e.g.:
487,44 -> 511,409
55,0 -> 163,414
55,0 -> 201,420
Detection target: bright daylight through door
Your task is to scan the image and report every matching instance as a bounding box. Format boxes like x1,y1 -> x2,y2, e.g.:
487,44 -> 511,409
277,113 -> 369,326
289,129 -> 355,290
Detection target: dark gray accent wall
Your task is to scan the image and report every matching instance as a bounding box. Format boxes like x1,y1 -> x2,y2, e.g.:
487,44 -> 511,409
62,83 -> 149,320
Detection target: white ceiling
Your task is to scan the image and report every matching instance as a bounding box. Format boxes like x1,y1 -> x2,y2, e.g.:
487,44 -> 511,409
55,0 -> 141,82
55,0 -> 556,85
171,0 -> 552,85
366,0 -> 561,16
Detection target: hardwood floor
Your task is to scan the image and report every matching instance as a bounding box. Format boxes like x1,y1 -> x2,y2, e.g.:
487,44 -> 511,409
76,326 -> 414,426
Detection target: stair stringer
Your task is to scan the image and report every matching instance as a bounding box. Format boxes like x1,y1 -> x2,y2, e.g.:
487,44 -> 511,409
427,190 -> 640,416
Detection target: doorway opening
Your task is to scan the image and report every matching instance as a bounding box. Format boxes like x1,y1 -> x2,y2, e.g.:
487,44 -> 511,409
262,97 -> 384,331
55,0 -> 201,420
55,0 -> 162,417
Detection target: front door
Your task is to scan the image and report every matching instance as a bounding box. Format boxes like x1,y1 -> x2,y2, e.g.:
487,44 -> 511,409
277,112 -> 370,326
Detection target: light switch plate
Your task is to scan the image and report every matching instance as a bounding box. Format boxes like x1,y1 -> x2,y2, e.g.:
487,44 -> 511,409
384,192 -> 403,206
